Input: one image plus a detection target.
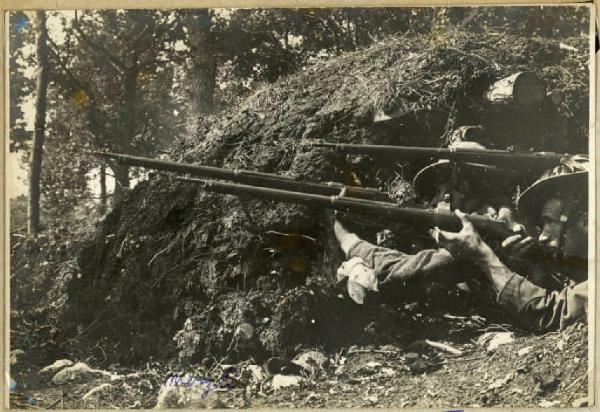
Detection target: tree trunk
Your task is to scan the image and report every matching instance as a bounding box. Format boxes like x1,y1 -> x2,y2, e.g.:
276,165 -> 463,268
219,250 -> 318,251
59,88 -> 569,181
184,9 -> 217,116
99,163 -> 107,210
112,68 -> 137,202
28,11 -> 49,237
112,163 -> 130,202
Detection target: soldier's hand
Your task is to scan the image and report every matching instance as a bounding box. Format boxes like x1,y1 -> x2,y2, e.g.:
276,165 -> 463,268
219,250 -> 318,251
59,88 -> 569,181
431,209 -> 487,259
500,232 -> 536,260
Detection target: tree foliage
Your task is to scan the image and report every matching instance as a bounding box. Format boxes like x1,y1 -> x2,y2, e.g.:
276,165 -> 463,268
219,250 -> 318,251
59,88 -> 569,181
8,6 -> 591,223
45,10 -> 185,199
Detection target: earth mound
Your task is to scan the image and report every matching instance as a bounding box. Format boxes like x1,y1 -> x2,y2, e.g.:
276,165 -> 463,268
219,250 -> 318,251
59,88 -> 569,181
60,29 -> 589,365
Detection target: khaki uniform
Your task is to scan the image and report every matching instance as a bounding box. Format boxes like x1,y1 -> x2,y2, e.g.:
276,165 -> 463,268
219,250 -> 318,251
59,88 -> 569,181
497,270 -> 587,332
341,234 -> 468,303
343,235 -> 586,331
347,238 -> 453,286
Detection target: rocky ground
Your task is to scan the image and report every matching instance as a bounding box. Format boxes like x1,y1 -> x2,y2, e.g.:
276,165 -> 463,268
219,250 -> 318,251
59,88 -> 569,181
10,321 -> 588,409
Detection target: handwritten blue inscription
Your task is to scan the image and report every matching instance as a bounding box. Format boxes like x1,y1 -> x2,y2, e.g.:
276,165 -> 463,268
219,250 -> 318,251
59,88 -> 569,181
165,368 -> 237,399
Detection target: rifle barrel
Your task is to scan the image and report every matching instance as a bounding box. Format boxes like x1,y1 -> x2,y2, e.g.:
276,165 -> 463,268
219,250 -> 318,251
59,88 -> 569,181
178,176 -> 511,239
312,142 -> 567,170
93,152 -> 389,202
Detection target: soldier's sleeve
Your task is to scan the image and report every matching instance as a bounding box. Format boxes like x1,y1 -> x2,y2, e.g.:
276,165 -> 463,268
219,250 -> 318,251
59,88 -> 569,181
347,239 -> 454,284
497,270 -> 587,332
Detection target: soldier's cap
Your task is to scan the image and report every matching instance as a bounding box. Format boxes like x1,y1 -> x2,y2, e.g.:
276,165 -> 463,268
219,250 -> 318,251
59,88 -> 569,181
517,154 -> 588,224
413,159 -> 520,200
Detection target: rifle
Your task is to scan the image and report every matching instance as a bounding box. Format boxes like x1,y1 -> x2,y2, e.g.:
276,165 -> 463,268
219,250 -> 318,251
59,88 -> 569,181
95,151 -> 511,239
311,142 -> 570,172
93,152 -> 389,202
175,176 -> 511,239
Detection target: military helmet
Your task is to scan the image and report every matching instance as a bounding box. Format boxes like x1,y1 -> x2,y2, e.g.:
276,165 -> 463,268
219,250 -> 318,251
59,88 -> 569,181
517,154 -> 588,224
413,159 -> 519,200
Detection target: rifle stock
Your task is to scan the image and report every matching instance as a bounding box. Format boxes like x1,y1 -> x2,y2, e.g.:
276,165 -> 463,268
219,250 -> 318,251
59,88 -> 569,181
177,176 -> 511,239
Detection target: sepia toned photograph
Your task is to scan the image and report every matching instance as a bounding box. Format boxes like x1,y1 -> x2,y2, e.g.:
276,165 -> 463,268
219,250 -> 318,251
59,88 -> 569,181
6,5 -> 594,409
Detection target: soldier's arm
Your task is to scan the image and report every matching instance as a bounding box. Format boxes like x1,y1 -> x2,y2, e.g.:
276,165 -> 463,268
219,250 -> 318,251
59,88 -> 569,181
434,210 -> 587,332
333,220 -> 454,284
474,247 -> 587,332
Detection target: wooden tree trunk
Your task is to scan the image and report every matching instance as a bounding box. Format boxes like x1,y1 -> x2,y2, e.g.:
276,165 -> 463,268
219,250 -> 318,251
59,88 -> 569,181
112,163 -> 130,202
184,9 -> 217,116
99,163 -> 107,210
28,11 -> 49,237
113,69 -> 137,202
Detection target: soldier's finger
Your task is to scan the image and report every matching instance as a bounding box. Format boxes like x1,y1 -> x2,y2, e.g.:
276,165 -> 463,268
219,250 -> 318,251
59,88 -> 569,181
436,229 -> 459,248
501,234 -> 523,249
429,227 -> 440,243
516,236 -> 535,250
514,240 -> 536,257
454,209 -> 474,231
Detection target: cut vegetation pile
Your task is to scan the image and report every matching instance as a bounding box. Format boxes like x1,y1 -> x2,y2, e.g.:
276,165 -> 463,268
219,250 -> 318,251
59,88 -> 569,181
58,29 -> 589,366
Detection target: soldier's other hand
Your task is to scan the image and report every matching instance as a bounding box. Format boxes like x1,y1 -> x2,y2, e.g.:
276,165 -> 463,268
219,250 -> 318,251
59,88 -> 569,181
500,233 -> 536,260
431,209 -> 486,259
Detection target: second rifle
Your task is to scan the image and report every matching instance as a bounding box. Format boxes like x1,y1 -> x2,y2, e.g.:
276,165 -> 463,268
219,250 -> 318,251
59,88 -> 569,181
177,176 -> 512,239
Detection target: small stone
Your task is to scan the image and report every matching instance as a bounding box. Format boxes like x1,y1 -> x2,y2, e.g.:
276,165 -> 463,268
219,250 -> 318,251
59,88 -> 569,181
518,346 -> 533,356
40,359 -> 74,375
245,365 -> 267,383
154,384 -> 224,409
82,383 -> 114,400
379,344 -> 401,352
488,373 -> 513,390
292,350 -> 328,374
476,332 -> 514,352
539,399 -> 560,407
234,323 -> 254,341
51,362 -> 111,385
403,352 -> 420,362
381,367 -> 395,376
272,374 -> 303,389
364,394 -> 378,404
